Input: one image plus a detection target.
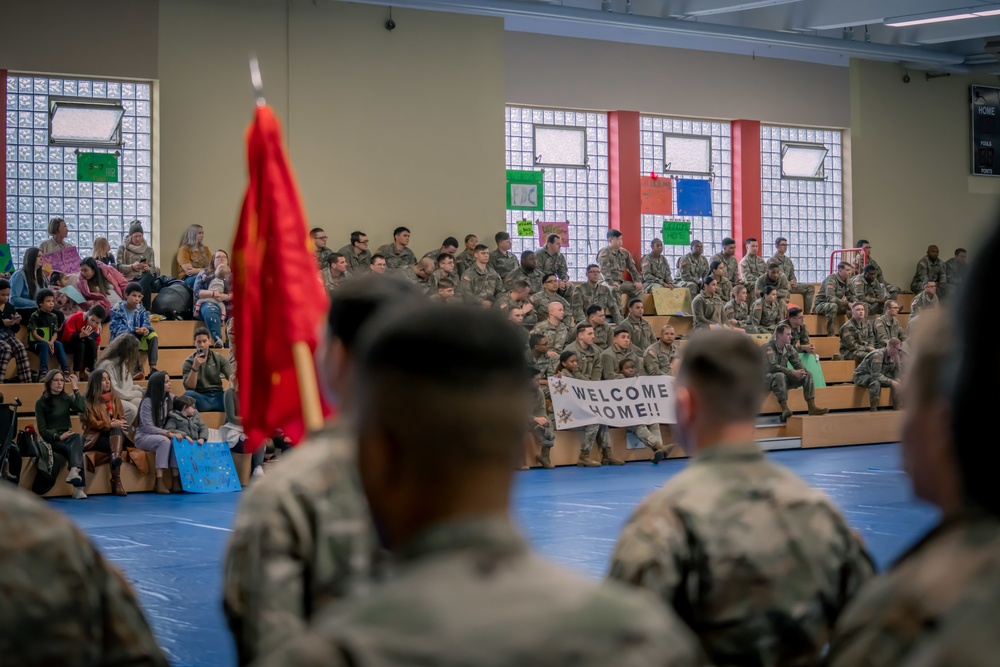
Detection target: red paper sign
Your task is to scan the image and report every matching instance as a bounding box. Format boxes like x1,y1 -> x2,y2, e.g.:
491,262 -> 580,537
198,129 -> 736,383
536,221 -> 570,247
640,176 -> 673,215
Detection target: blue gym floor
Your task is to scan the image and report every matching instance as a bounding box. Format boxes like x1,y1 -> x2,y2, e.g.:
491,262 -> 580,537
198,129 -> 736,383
53,442 -> 937,667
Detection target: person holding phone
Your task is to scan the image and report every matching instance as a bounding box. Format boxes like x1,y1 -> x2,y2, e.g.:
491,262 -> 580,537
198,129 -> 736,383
116,220 -> 159,310
182,327 -> 233,413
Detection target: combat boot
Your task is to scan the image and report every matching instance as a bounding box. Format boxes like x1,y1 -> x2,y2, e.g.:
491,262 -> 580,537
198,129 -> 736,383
536,448 -> 554,469
807,401 -> 829,416
778,401 -> 793,423
601,447 -> 624,466
577,451 -> 600,467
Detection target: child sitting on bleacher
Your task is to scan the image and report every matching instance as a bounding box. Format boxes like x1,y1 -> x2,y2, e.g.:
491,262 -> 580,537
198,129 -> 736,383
196,265 -> 231,347
0,279 -> 33,384
165,395 -> 209,444
27,289 -> 69,380
49,271 -> 83,318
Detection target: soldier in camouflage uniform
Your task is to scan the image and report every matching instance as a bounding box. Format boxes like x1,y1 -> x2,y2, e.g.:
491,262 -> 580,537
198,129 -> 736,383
901,576 -> 1000,667
609,330 -> 872,667
851,264 -> 888,315
749,284 -> 782,335
495,279 -> 537,329
528,333 -> 557,382
723,284 -> 751,330
597,229 -> 642,303
530,301 -> 572,354
572,264 -> 619,324
504,250 -> 544,294
872,300 -> 907,348
489,231 -> 519,280
676,239 -> 710,298
402,257 -> 435,295
943,247 -> 968,295
769,237 -> 815,313
783,307 -> 816,354
338,231 -> 372,274
311,227 -> 335,272
828,311 -> 1000,667
375,226 -> 416,272
909,280 -> 939,321
459,244 -> 503,305
530,274 -> 572,322
643,324 -> 679,376
619,356 -> 675,463
619,297 -> 655,353
814,262 -> 854,335
600,328 -> 640,380
710,236 -> 740,285
754,263 -> 791,307
529,367 -> 556,468
430,253 -> 460,292
536,234 -> 569,286
421,236 -> 459,263
691,276 -> 724,330
455,234 -> 479,276
224,276 -> 422,666
840,302 -> 877,362
709,259 -> 733,302
764,323 -> 829,422
910,245 -> 947,294
739,237 -> 768,289
0,482 -> 168,667
258,306 -> 699,667
586,304 -> 615,350
322,253 -> 351,292
554,350 -> 622,467
852,338 -> 902,411
563,323 -> 604,381
852,240 -> 898,298
641,238 -> 674,292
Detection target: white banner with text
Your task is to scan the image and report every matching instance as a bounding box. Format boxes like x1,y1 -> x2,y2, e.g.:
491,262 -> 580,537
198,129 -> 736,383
548,375 -> 677,429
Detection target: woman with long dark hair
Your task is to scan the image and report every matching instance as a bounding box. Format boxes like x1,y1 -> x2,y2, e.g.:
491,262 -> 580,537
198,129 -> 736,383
9,247 -> 45,315
33,369 -> 88,499
81,368 -> 131,496
76,256 -> 118,312
134,371 -> 182,494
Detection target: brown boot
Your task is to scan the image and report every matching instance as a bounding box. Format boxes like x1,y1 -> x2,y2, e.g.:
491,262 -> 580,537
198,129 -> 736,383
171,470 -> 183,493
779,401 -> 793,423
110,433 -> 127,497
155,474 -> 170,495
601,448 -> 625,466
807,401 -> 829,416
577,451 -> 600,467
536,448 -> 554,469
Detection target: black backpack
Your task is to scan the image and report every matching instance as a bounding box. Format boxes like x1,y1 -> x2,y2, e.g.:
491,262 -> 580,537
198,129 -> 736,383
16,428 -> 65,496
151,281 -> 194,320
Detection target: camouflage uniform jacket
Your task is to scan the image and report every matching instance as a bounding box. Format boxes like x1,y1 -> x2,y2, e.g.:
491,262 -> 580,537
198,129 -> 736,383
739,253 -> 768,288
456,249 -> 477,277
572,281 -> 618,324
421,248 -> 443,263
223,424 -> 375,666
692,293 -> 724,329
754,272 -> 791,301
489,249 -> 519,280
0,483 -> 168,667
643,340 -> 678,376
851,275 -> 886,311
375,243 -> 416,272
323,268 -> 351,292
827,511 -> 1000,667
816,273 -> 851,306
609,443 -> 875,667
853,348 -> 901,385
536,247 -> 569,281
530,350 -> 556,378
431,268 -> 460,291
530,290 -> 572,323
710,252 -> 740,284
597,246 -> 639,285
530,318 -> 573,353
641,253 -> 674,289
716,275 -> 733,302
600,344 -> 641,380
620,314 -> 655,352
678,252 -> 710,286
401,268 -> 434,295
591,322 -> 615,350
459,263 -> 503,304
910,256 -> 947,293
944,257 -> 968,288
750,297 -> 782,333
338,244 -> 371,273
763,339 -> 804,376
564,340 -> 604,381
840,318 -> 876,360
494,293 -> 537,328
724,298 -> 751,329
316,246 -> 335,272
503,266 -> 544,294
768,253 -> 800,282
779,318 -> 812,352
852,253 -> 887,284
872,314 -> 907,348
910,292 -> 939,318
259,517 -> 700,667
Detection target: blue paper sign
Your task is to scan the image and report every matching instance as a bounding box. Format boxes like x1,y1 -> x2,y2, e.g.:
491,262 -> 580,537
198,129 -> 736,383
676,179 -> 713,216
172,438 -> 242,493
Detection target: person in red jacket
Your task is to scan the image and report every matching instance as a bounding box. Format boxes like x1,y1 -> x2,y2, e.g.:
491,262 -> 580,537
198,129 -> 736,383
59,304 -> 106,380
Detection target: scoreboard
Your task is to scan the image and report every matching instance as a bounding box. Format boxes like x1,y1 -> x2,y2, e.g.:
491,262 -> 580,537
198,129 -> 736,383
972,85 -> 1000,176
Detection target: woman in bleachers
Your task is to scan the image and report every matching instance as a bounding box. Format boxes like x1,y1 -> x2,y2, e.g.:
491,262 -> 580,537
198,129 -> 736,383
193,250 -> 231,345
530,273 -> 571,323
81,368 -> 132,497
76,257 -> 126,312
176,224 -> 212,288
92,237 -> 116,266
134,371 -> 182,494
116,220 -> 159,310
38,216 -> 75,256
97,334 -> 144,426
34,369 -> 88,499
9,247 -> 45,317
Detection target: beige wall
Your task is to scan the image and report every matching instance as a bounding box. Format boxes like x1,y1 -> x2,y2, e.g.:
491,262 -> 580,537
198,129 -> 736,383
504,32 -> 850,128
850,59 -> 1000,288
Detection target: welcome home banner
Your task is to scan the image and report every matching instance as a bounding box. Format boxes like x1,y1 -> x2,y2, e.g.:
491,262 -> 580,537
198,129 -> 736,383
548,375 -> 677,429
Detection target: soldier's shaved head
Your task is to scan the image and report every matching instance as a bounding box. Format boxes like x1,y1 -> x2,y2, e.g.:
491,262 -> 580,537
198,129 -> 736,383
676,330 -> 766,428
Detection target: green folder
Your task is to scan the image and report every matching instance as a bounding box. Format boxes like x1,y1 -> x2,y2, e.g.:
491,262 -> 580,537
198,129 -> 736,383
790,353 -> 826,388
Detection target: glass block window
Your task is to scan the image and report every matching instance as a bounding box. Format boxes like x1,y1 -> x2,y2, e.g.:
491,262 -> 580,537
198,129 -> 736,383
533,126 -> 587,168
639,116 -> 732,268
761,126 -> 843,283
5,73 -> 153,263
505,106 -> 608,282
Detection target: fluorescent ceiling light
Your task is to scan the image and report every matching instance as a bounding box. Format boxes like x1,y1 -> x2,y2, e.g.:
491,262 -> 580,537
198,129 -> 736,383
49,97 -> 124,148
885,6 -> 1000,28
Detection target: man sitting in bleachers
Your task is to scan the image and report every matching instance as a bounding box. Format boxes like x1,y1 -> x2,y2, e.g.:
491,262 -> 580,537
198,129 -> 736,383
851,264 -> 888,315
840,302 -> 876,362
852,338 -> 902,412
503,250 -> 543,294
529,302 -> 571,355
910,245 -> 946,294
640,238 -> 674,292
910,280 -> 939,321
572,264 -> 617,325
872,300 -> 907,349
181,327 -> 233,413
815,262 -> 854,336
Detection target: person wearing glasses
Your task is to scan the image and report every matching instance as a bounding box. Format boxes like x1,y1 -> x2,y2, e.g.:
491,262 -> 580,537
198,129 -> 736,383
310,228 -> 335,272
338,231 -> 372,274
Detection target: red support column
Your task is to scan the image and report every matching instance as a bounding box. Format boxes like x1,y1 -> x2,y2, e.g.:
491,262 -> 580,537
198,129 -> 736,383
608,110 -> 642,261
1,69 -> 6,243
731,119 -> 762,250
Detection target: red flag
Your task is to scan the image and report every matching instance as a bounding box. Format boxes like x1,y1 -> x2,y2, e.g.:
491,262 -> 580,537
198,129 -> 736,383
231,105 -> 331,448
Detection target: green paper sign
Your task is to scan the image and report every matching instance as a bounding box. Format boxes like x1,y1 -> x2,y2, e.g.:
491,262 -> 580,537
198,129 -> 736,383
0,244 -> 14,274
662,220 -> 691,246
506,170 -> 544,211
77,152 -> 118,183
516,219 -> 534,236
